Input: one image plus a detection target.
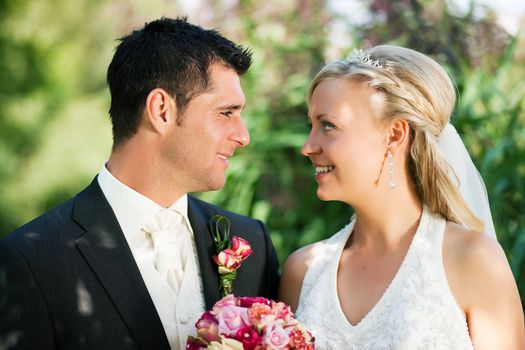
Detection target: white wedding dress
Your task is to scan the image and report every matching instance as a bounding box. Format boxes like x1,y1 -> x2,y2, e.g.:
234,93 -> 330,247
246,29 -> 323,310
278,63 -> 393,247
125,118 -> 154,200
296,206 -> 474,350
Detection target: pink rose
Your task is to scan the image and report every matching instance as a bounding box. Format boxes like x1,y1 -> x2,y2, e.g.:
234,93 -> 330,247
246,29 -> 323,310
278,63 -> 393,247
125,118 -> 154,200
212,236 -> 253,273
239,296 -> 271,308
236,324 -> 262,350
213,250 -> 243,273
213,294 -> 238,314
231,236 -> 253,259
216,305 -> 250,336
195,311 -> 220,343
263,323 -> 290,349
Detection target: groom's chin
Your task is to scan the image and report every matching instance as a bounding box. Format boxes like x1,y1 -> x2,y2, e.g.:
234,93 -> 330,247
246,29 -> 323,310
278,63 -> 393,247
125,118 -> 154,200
204,177 -> 227,192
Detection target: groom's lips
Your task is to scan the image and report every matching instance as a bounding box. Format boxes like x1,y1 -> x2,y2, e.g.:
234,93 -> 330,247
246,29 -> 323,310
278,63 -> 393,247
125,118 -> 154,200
217,151 -> 234,165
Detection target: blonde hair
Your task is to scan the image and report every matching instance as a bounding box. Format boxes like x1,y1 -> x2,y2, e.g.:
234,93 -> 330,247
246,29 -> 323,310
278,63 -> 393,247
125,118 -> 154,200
308,45 -> 483,231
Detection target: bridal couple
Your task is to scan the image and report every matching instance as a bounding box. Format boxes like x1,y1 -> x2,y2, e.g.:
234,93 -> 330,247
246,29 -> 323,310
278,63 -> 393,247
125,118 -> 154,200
1,17 -> 523,350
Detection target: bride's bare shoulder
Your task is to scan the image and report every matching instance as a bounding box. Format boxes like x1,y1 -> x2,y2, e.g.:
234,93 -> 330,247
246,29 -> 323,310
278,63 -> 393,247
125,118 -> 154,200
443,222 -> 504,271
278,240 -> 326,311
443,222 -> 513,311
284,241 -> 325,274
443,222 -> 525,347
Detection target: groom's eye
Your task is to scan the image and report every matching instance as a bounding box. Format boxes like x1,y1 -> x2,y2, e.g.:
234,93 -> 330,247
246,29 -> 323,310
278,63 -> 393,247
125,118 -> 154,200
221,111 -> 233,117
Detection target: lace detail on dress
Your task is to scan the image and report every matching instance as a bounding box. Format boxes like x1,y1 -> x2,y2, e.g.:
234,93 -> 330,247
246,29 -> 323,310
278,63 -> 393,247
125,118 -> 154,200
296,207 -> 474,350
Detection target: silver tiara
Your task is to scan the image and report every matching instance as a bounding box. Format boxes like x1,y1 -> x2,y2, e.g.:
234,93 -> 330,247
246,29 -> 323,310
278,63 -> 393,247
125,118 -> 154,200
347,49 -> 382,68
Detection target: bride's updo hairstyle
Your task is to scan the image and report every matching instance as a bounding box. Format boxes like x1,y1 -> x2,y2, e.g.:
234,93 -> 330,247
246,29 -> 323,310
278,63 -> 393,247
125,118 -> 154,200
308,45 -> 484,231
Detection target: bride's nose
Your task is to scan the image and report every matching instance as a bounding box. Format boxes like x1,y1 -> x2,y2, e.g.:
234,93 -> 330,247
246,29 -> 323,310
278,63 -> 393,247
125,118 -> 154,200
301,133 -> 321,157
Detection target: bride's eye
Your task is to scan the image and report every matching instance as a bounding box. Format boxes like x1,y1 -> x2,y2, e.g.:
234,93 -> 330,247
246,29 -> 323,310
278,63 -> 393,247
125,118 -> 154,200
322,121 -> 335,131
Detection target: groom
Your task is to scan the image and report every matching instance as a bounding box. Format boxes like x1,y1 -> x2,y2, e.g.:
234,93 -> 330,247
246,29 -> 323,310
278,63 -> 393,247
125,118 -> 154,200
0,17 -> 279,350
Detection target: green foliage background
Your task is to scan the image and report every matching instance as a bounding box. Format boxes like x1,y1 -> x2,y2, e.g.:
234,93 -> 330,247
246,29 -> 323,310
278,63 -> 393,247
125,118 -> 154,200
1,0 -> 524,302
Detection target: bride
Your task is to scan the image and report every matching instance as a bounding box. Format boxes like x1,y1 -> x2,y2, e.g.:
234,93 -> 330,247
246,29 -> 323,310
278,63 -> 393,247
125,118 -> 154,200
279,45 -> 524,349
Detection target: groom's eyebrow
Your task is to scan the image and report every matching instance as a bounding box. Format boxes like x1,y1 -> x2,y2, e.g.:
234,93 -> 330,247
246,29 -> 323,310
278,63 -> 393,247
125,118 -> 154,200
216,103 -> 245,111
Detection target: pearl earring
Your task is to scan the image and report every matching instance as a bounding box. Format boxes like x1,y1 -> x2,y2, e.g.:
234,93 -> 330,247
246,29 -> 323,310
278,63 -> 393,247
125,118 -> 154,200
387,151 -> 395,189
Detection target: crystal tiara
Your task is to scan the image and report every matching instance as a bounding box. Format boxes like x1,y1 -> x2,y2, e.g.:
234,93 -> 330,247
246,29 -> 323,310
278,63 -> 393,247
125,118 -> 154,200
347,49 -> 382,68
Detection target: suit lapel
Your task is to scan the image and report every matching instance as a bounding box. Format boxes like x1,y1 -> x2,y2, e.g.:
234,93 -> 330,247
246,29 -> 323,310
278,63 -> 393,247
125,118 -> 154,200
72,178 -> 170,350
187,196 -> 221,310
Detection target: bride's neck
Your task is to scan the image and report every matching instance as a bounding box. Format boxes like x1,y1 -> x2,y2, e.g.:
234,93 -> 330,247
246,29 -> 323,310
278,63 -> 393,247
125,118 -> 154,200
351,190 -> 422,250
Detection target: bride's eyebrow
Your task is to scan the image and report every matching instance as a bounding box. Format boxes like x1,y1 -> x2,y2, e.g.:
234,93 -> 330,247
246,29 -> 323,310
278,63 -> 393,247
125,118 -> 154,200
315,113 -> 337,120
306,113 -> 325,123
307,113 -> 338,123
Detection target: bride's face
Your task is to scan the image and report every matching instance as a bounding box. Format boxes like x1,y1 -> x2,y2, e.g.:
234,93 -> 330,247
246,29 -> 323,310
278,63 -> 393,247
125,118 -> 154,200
302,78 -> 389,204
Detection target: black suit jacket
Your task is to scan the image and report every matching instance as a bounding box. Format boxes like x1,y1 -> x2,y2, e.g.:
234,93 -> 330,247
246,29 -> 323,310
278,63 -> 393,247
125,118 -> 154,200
0,177 -> 280,350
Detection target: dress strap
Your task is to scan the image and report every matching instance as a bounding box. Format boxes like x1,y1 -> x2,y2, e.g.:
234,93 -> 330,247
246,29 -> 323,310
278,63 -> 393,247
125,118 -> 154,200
296,220 -> 354,315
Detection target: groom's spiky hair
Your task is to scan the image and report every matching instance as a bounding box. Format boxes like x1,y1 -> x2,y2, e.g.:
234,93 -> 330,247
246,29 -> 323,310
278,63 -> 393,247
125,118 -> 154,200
107,16 -> 252,148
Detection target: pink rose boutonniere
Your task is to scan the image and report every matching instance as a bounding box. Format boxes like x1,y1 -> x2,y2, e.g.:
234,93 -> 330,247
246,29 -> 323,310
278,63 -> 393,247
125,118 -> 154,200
211,215 -> 253,297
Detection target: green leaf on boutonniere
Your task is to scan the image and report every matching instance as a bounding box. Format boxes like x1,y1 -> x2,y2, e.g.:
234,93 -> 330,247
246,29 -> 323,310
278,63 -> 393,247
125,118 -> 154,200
210,215 -> 253,297
211,214 -> 231,253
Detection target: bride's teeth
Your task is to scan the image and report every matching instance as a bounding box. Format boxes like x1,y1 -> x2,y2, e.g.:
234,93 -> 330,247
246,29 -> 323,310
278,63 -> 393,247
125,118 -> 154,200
315,166 -> 334,175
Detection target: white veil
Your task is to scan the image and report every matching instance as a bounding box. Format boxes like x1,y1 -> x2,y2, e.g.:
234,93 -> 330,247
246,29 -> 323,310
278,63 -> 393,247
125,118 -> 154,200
437,123 -> 497,239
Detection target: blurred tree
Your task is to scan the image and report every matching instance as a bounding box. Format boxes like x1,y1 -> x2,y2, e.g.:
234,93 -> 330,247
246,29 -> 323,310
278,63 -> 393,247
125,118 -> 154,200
358,0 -> 509,69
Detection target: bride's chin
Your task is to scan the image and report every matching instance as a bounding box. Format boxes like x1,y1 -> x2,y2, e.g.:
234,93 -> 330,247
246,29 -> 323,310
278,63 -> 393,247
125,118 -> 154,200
316,189 -> 332,201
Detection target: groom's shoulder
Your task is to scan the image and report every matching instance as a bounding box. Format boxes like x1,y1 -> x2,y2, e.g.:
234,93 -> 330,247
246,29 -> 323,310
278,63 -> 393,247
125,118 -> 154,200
4,179 -> 97,244
3,197 -> 75,248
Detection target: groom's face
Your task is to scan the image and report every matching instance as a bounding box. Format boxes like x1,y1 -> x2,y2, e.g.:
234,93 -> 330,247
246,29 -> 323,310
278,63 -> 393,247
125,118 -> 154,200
160,63 -> 250,193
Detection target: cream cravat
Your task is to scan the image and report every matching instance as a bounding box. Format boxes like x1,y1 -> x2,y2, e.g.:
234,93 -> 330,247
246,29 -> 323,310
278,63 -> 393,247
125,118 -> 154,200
142,208 -> 192,295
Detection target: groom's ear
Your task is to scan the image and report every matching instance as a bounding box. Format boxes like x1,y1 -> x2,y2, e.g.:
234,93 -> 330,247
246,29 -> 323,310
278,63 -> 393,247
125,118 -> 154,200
144,88 -> 177,135
386,118 -> 410,152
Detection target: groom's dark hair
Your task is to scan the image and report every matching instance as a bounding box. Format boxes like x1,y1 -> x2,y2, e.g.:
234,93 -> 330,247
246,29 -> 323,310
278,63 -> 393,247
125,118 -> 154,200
107,16 -> 252,148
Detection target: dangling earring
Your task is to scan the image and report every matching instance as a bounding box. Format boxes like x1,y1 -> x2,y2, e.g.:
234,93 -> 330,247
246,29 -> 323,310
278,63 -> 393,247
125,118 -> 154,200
387,151 -> 395,189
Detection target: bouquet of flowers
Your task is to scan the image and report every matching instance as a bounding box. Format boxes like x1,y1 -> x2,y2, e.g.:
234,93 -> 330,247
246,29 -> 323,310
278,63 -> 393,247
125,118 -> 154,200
186,294 -> 315,350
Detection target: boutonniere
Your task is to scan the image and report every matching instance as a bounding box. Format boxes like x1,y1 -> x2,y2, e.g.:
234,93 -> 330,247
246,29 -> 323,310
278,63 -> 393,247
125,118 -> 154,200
210,215 -> 253,297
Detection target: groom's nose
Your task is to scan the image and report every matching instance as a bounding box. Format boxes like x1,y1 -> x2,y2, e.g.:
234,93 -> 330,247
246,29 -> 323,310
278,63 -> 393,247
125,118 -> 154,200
230,116 -> 250,147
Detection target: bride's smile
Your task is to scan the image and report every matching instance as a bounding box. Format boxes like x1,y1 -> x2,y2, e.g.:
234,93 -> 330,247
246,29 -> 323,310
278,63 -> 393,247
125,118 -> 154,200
314,165 -> 335,176
302,78 -> 393,205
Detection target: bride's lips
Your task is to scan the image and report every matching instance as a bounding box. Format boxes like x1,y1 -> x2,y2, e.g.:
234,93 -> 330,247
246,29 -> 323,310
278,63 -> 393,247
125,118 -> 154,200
314,164 -> 335,179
